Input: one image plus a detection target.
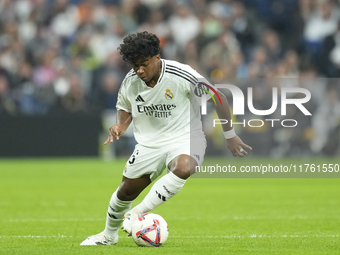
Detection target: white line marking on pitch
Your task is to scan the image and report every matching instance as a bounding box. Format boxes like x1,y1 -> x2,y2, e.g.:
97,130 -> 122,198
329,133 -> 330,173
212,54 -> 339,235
0,234 -> 338,239
4,218 -> 103,222
172,234 -> 339,238
5,215 -> 340,222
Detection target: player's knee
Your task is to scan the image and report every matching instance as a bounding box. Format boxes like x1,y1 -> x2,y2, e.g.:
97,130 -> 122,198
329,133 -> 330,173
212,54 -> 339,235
172,159 -> 191,179
170,155 -> 198,179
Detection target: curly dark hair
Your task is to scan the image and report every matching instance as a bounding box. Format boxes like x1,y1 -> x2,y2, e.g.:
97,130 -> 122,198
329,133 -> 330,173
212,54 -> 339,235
118,31 -> 161,65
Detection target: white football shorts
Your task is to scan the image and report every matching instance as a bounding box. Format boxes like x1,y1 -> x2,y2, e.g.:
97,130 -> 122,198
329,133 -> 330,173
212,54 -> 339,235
123,137 -> 206,181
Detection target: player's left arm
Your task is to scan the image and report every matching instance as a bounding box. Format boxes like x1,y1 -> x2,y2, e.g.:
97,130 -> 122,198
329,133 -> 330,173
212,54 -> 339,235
213,90 -> 252,157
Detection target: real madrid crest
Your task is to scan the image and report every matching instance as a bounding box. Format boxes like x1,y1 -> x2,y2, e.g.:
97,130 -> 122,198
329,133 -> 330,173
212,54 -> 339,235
165,89 -> 174,100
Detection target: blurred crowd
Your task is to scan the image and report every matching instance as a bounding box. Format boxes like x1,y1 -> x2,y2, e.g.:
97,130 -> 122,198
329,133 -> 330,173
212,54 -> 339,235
0,0 -> 339,156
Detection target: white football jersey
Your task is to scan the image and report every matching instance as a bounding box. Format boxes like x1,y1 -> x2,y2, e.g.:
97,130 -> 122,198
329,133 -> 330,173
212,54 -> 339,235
116,59 -> 205,148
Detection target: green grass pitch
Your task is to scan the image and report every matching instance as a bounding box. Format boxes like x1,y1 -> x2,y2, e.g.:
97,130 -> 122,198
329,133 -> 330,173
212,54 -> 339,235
0,157 -> 339,255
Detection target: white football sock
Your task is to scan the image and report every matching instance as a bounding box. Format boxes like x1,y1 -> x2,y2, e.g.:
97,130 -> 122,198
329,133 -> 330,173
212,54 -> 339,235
133,171 -> 186,214
103,190 -> 132,236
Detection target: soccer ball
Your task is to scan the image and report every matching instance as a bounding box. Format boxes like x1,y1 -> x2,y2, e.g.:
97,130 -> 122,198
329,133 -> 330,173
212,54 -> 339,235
131,213 -> 169,247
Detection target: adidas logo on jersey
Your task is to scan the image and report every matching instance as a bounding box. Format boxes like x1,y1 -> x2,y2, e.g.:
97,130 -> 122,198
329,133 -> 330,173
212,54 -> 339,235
135,95 -> 145,102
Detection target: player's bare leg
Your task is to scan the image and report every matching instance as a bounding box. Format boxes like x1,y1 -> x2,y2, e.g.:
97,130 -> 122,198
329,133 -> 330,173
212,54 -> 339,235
117,174 -> 152,201
80,175 -> 151,245
124,155 -> 197,235
168,154 -> 198,179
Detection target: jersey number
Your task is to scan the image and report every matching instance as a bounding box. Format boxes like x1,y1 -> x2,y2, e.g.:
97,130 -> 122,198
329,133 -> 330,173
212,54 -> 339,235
128,149 -> 139,164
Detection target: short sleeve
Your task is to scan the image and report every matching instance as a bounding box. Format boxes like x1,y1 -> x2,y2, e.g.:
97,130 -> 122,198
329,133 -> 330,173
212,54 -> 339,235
116,80 -> 131,113
181,65 -> 208,107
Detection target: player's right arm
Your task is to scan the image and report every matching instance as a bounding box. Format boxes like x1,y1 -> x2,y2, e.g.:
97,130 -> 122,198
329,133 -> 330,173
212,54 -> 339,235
105,77 -> 132,145
104,110 -> 132,144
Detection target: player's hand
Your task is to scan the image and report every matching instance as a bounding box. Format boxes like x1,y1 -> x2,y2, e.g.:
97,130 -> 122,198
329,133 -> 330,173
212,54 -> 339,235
226,135 -> 252,157
104,124 -> 124,144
